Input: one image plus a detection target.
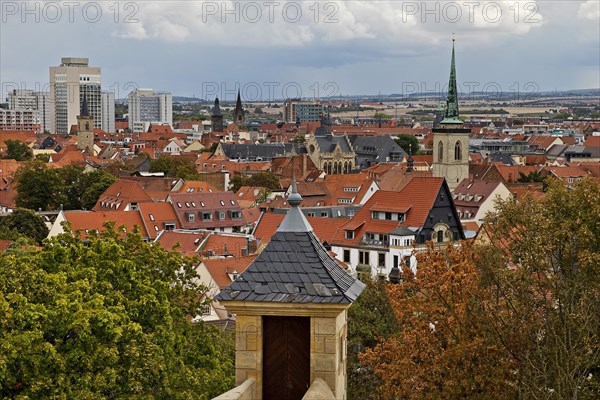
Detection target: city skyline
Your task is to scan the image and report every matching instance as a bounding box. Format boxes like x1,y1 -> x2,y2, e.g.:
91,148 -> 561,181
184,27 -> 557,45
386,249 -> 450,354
1,1 -> 599,100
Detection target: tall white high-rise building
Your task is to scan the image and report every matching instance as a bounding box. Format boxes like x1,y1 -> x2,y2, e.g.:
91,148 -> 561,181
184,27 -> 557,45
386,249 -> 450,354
101,91 -> 115,133
49,57 -> 102,134
128,89 -> 172,132
7,89 -> 51,132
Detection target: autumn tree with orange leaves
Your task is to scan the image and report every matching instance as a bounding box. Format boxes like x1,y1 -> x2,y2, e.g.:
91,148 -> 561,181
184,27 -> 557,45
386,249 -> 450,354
360,176 -> 600,400
360,242 -> 517,399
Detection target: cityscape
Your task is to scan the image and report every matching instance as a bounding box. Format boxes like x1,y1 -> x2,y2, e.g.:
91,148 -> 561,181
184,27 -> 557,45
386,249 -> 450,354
0,1 -> 599,399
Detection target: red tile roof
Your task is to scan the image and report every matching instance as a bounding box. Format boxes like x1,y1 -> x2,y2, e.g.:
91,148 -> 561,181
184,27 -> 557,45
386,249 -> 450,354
64,210 -> 149,240
202,255 -> 256,289
93,179 -> 153,211
168,191 -> 244,229
253,212 -> 349,245
154,230 -> 208,256
201,234 -> 250,258
331,177 -> 444,247
137,202 -> 180,239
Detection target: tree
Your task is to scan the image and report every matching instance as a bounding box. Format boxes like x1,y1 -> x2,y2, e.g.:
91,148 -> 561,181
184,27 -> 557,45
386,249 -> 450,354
3,140 -> 33,161
347,276 -> 398,400
394,134 -> 420,155
0,208 -> 49,244
0,226 -> 234,398
360,242 -> 515,400
229,172 -> 280,192
13,162 -> 116,211
479,176 -> 600,399
14,160 -> 63,211
360,177 -> 600,399
149,155 -> 200,180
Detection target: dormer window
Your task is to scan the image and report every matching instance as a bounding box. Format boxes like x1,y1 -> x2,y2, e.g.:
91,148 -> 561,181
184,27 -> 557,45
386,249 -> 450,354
345,230 -> 354,240
202,212 -> 212,220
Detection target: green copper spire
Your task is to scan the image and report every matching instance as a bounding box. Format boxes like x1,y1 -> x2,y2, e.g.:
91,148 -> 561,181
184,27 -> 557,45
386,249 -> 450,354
441,38 -> 463,125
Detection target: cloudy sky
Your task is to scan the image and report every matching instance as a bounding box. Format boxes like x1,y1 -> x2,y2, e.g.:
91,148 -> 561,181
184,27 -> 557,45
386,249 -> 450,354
1,1 -> 599,101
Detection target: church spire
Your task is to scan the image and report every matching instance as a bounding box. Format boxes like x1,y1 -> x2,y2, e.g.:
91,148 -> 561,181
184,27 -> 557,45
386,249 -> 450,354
81,94 -> 89,117
442,38 -> 462,125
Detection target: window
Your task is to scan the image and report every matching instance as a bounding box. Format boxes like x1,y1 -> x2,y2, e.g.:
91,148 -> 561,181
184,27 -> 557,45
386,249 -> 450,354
164,223 -> 175,230
220,200 -> 225,206
437,230 -> 444,243
378,253 -> 385,267
230,210 -> 241,219
177,202 -> 182,208
345,230 -> 354,240
191,202 -> 196,207
200,202 -> 205,207
217,211 -> 226,220
343,249 -> 350,263
359,251 -> 370,265
154,225 -> 159,231
187,213 -> 195,222
185,202 -> 190,207
393,255 -> 399,268
385,212 -> 392,220
149,214 -> 155,221
321,212 -> 328,217
202,212 -> 212,220
372,211 -> 379,220
438,141 -> 444,162
454,141 -> 462,161
307,212 -> 316,217
230,200 -> 235,205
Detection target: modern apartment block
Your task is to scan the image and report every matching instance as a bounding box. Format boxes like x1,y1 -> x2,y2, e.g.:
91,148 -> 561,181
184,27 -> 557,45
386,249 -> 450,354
283,98 -> 323,123
0,109 -> 38,131
127,89 -> 172,132
7,89 -> 51,132
49,57 -> 102,134
101,91 -> 115,133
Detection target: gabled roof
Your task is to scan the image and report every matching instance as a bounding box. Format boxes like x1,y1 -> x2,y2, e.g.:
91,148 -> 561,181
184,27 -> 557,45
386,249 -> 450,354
216,184 -> 365,304
168,191 -> 244,229
331,177 -> 445,246
314,134 -> 352,153
93,179 -> 153,211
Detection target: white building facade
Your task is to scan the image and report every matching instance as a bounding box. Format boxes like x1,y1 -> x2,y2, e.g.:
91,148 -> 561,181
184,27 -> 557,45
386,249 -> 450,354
128,89 -> 172,131
101,91 -> 115,133
49,57 -> 102,134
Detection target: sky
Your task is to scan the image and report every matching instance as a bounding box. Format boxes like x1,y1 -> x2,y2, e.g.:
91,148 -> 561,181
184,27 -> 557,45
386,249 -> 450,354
1,1 -> 599,101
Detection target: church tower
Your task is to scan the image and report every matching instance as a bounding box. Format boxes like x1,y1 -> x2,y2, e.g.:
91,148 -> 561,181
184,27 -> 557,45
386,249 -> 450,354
77,95 -> 94,152
432,39 -> 470,190
232,89 -> 245,129
211,97 -> 224,133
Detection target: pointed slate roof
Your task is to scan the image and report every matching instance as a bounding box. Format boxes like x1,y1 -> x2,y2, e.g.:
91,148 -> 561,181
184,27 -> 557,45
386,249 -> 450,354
212,97 -> 222,116
216,180 -> 365,304
81,95 -> 90,117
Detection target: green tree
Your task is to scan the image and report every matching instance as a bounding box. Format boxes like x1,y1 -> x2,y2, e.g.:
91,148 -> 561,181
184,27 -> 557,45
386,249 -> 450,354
14,162 -> 116,211
0,226 -> 234,398
14,160 -> 64,211
0,208 -> 49,244
3,140 -> 33,161
149,155 -> 200,180
394,134 -> 420,155
373,112 -> 391,120
229,172 -> 280,192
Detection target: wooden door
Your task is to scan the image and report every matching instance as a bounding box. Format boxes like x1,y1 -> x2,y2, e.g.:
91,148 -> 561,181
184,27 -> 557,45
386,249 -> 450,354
262,316 -> 310,400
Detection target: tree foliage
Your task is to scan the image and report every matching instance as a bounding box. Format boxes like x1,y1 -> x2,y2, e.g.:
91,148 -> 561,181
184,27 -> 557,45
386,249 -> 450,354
480,176 -> 600,399
229,172 -> 280,193
360,177 -> 600,399
149,155 -> 200,180
0,227 -> 234,398
347,276 -> 398,400
394,134 -> 420,155
360,243 -> 514,399
0,208 -> 49,244
3,140 -> 33,161
13,161 -> 116,211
